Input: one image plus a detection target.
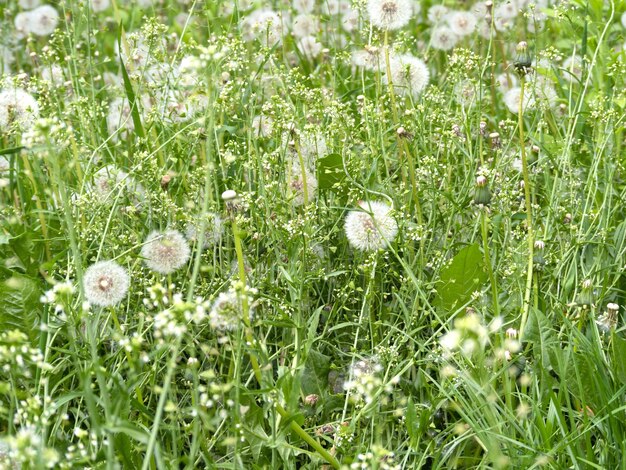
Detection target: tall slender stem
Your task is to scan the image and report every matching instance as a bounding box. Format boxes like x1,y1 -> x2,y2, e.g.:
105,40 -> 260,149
230,211 -> 340,469
518,75 -> 534,338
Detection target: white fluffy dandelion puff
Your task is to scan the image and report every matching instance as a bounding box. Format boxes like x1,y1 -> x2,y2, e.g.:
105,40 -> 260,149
185,212 -> 223,250
430,25 -> 459,51
344,201 -> 398,251
503,86 -> 535,114
141,230 -> 191,274
383,54 -> 430,98
83,260 -> 130,307
447,10 -> 477,37
0,88 -> 39,131
367,0 -> 413,31
209,288 -> 256,331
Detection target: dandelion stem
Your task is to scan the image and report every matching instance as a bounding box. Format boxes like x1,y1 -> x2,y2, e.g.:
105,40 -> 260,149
142,337 -> 181,470
231,216 -> 340,469
480,210 -> 499,315
518,75 -> 534,339
383,31 -> 424,265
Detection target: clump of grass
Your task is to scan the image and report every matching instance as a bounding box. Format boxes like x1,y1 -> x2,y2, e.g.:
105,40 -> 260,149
1,0 -> 626,468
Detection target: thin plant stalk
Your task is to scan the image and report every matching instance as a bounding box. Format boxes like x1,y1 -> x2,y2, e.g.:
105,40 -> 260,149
518,75 -> 534,338
230,214 -> 340,469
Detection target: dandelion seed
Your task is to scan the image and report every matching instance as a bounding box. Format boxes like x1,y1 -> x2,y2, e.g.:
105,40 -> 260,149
384,54 -> 430,98
351,46 -> 382,71
596,303 -> 619,333
89,165 -> 146,207
141,230 -> 191,274
289,162 -> 318,206
367,0 -> 413,31
344,357 -> 384,405
344,201 -> 398,251
83,261 -> 130,307
562,55 -> 583,83
293,0 -> 315,14
251,115 -> 273,137
241,9 -> 285,46
19,0 -> 41,9
297,36 -> 323,58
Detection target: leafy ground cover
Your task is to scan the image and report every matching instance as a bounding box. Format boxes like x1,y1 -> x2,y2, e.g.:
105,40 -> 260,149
2,0 -> 626,468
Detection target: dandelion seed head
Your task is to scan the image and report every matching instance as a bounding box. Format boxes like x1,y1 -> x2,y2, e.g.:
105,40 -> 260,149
209,288 -> 255,331
241,9 -> 285,46
28,5 -> 60,36
292,14 -> 319,38
367,0 -> 413,31
351,46 -> 382,71
289,162 -> 318,205
427,5 -> 449,24
19,0 -> 41,9
293,0 -> 315,14
430,25 -> 459,51
344,201 -> 398,251
83,261 -> 130,307
562,55 -> 582,82
297,36 -> 323,58
0,88 -> 39,131
503,86 -> 534,114
384,54 -> 430,97
185,212 -> 223,249
90,0 -> 110,12
141,230 -> 191,274
447,10 -> 477,36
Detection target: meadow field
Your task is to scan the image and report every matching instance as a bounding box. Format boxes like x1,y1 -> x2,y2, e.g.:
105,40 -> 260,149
1,0 -> 626,468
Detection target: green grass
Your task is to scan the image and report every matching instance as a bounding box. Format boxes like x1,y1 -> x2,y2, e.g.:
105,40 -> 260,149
2,0 -> 626,468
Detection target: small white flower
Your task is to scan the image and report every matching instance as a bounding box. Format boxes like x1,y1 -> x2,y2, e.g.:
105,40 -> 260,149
83,261 -> 130,307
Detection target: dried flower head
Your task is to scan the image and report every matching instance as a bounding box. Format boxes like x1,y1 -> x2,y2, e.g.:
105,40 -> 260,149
141,230 -> 191,274
83,260 -> 130,307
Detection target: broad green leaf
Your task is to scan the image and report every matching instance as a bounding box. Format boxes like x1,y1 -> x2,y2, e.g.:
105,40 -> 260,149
118,24 -> 145,140
317,153 -> 345,190
435,244 -> 488,314
0,275 -> 41,341
300,350 -> 330,396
